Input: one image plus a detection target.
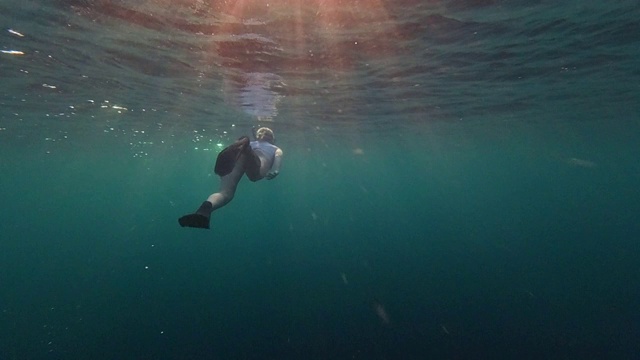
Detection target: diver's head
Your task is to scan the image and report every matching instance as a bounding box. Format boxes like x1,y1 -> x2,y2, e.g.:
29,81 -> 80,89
255,127 -> 275,144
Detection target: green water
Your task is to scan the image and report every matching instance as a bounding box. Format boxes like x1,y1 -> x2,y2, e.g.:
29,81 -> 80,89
2,114 -> 639,358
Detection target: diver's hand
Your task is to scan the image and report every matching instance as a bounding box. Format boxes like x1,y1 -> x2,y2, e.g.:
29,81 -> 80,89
266,170 -> 279,180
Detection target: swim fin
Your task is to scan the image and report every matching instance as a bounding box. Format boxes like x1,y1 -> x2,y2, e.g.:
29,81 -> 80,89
214,136 -> 250,176
178,201 -> 213,229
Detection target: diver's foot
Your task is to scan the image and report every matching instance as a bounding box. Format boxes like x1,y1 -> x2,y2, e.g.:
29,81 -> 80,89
178,213 -> 210,229
214,136 -> 250,176
178,201 -> 213,229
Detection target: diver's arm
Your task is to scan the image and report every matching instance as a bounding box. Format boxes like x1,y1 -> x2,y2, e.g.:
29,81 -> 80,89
266,147 -> 283,180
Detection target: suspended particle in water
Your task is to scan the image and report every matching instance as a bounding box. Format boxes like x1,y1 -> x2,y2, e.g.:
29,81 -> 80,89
441,324 -> 450,335
341,273 -> 348,285
567,157 -> 596,168
372,299 -> 390,325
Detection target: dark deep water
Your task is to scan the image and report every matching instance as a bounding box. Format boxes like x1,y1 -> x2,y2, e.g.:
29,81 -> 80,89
1,0 -> 640,359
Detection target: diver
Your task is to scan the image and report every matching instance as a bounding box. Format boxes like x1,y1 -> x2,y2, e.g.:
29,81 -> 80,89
178,127 -> 283,229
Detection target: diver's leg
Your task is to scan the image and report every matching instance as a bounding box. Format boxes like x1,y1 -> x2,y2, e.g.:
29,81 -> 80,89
207,157 -> 245,211
178,157 -> 246,229
214,136 -> 250,176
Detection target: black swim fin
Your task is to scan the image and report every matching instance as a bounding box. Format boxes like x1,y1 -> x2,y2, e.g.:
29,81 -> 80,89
178,201 -> 213,229
214,136 -> 250,176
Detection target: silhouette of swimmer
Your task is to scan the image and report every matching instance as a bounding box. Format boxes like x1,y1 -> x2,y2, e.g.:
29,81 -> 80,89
178,127 -> 283,229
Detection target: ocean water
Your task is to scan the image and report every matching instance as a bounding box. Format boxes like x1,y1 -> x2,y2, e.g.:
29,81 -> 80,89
1,0 -> 640,359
